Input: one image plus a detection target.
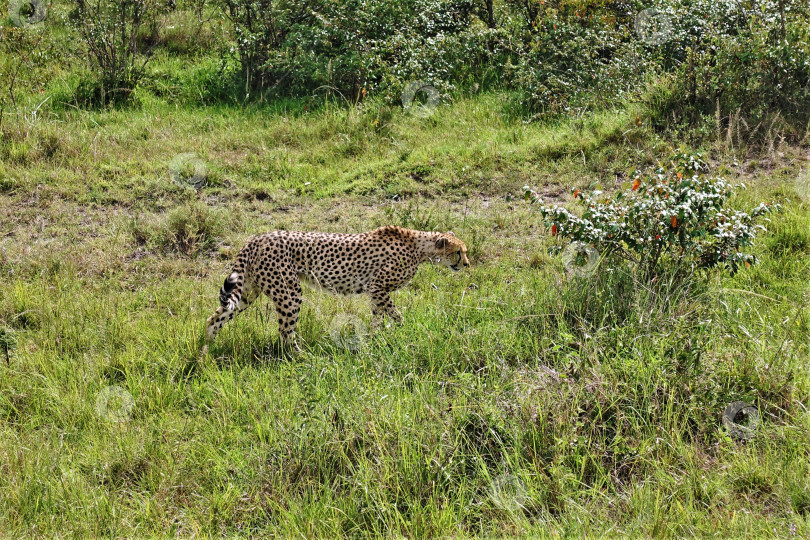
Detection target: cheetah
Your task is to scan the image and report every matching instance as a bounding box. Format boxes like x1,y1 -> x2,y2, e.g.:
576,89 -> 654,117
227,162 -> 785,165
205,226 -> 470,349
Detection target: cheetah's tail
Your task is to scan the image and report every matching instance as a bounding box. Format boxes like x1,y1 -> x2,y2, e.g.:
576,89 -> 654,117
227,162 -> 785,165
219,256 -> 247,311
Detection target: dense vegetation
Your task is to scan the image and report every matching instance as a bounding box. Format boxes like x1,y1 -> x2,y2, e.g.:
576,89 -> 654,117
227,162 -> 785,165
4,0 -> 810,127
1,0 -> 809,537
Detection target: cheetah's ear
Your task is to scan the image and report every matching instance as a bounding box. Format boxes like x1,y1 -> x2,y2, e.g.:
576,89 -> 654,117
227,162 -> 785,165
435,238 -> 448,249
447,231 -> 456,237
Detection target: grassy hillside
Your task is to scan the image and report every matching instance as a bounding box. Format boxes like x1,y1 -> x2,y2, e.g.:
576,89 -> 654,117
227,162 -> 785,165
1,92 -> 809,536
2,0 -> 810,535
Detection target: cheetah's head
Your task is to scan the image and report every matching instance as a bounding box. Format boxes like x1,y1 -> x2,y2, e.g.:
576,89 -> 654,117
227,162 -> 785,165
431,232 -> 470,272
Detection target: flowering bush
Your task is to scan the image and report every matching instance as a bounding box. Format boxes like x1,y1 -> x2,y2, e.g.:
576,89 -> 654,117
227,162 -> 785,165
524,152 -> 779,281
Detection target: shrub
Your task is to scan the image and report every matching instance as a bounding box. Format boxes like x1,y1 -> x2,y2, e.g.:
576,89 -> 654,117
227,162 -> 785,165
130,204 -> 224,256
70,0 -> 169,104
217,0 -> 495,99
640,0 -> 810,139
163,203 -> 224,255
502,0 -> 640,114
502,0 -> 810,126
524,152 -> 779,282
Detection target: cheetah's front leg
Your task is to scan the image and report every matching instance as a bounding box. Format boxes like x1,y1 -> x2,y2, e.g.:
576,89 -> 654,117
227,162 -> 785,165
370,288 -> 403,327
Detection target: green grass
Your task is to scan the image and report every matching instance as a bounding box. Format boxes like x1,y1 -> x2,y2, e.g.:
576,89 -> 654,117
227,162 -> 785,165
2,70 -> 810,537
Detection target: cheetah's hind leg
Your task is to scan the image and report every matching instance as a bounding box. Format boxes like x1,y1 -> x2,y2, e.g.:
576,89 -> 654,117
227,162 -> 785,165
205,280 -> 260,343
263,279 -> 304,354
